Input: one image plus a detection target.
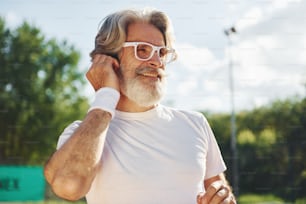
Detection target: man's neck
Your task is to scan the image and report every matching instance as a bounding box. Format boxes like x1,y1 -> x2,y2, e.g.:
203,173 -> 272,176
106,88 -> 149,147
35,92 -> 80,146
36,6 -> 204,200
116,95 -> 156,113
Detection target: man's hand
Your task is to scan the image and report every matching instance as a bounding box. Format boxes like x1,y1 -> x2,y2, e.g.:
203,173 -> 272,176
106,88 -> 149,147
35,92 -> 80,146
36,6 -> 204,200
197,180 -> 236,204
86,54 -> 120,91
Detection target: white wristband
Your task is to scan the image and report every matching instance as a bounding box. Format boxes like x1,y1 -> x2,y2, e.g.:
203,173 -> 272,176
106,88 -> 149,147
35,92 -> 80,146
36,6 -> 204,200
88,87 -> 120,118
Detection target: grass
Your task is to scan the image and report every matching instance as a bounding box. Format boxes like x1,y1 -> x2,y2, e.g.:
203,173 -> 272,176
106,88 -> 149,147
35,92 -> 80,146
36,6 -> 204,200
238,194 -> 285,203
295,198 -> 306,204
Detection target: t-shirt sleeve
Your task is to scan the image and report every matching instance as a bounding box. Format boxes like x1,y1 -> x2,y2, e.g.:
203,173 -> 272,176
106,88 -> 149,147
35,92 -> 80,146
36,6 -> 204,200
202,116 -> 227,179
56,120 -> 82,150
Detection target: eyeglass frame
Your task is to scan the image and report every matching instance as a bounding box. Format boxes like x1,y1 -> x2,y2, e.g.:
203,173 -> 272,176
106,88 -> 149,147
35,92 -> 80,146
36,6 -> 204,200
122,41 -> 176,64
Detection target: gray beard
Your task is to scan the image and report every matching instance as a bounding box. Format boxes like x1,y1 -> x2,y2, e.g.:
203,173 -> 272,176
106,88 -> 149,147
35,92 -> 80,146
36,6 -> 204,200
118,67 -> 167,107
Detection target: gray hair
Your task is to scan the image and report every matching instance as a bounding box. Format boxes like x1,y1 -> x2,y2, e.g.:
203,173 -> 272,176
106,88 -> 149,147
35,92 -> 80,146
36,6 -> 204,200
90,8 -> 175,60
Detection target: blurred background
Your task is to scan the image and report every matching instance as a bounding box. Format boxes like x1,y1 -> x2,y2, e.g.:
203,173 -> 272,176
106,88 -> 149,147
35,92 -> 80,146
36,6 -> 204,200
0,0 -> 305,203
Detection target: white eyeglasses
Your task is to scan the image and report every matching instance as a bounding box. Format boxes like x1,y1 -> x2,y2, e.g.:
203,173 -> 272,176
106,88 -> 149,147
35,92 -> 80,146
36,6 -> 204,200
122,41 -> 176,64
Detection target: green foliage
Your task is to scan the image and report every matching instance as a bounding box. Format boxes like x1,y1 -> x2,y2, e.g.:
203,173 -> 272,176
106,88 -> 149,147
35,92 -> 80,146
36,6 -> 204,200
205,96 -> 306,201
0,17 -> 88,165
257,128 -> 276,147
238,129 -> 256,145
295,198 -> 306,204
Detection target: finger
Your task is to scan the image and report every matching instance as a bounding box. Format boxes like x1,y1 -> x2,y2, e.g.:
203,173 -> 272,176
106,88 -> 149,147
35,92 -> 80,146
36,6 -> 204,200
221,197 -> 231,204
92,54 -> 113,67
111,57 -> 120,69
87,53 -> 121,91
92,54 -> 102,63
229,195 -> 237,204
94,54 -> 118,65
210,188 -> 230,203
205,180 -> 224,200
89,56 -> 111,73
196,192 -> 204,204
222,194 -> 236,204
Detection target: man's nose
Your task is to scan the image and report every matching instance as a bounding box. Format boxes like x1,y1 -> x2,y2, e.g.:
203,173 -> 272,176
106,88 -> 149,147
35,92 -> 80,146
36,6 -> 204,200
148,51 -> 163,68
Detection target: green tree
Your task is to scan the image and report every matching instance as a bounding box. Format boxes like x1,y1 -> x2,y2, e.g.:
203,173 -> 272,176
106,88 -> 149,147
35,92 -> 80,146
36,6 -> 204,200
0,17 -> 88,165
236,97 -> 305,200
237,129 -> 256,145
205,96 -> 306,201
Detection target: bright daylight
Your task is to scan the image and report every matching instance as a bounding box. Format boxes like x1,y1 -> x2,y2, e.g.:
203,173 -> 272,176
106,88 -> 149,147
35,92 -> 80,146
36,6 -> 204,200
1,0 -> 305,203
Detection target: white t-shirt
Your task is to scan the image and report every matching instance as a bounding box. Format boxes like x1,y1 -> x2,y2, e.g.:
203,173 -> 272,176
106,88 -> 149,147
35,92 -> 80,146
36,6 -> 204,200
57,105 -> 226,204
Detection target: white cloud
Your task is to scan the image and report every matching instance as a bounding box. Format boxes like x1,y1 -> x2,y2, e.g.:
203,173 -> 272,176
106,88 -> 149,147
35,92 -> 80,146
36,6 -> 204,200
236,7 -> 263,31
231,1 -> 305,102
164,42 -> 231,112
166,0 -> 306,112
175,43 -> 217,72
177,76 -> 198,96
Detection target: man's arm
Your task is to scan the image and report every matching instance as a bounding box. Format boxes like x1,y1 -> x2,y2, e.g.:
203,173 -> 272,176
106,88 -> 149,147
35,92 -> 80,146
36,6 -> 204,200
197,173 -> 236,204
44,54 -> 120,201
44,109 -> 111,201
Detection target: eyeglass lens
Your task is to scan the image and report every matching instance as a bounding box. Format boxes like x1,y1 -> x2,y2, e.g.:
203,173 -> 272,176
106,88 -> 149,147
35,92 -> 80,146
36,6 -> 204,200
136,43 -> 173,63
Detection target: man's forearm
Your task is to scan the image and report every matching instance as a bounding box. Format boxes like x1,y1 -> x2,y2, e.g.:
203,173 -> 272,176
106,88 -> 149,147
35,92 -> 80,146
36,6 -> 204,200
44,109 -> 111,200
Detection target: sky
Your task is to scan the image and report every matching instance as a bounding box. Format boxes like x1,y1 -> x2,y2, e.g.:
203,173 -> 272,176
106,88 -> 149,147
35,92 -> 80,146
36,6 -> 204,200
1,0 -> 305,113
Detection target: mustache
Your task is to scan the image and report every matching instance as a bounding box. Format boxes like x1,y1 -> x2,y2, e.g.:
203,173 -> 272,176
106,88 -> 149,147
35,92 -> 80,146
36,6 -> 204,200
135,67 -> 167,78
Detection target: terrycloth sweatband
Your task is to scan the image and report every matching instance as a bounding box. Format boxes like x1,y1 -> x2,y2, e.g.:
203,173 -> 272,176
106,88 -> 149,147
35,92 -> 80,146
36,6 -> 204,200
88,87 -> 120,118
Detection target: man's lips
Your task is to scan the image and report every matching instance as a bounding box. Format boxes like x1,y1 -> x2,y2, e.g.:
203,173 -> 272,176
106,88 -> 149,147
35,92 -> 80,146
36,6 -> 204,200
140,72 -> 161,79
136,67 -> 165,80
